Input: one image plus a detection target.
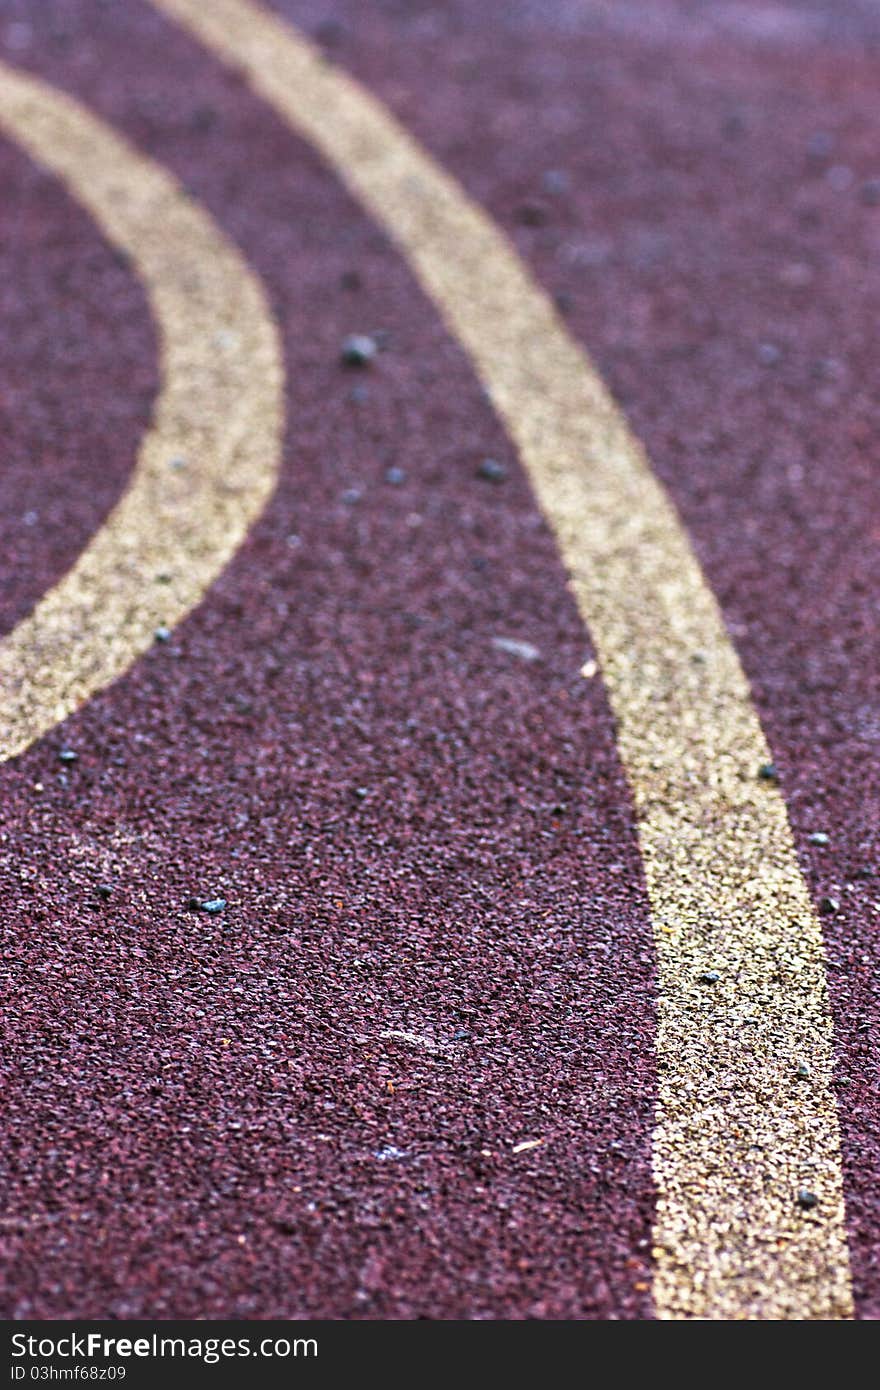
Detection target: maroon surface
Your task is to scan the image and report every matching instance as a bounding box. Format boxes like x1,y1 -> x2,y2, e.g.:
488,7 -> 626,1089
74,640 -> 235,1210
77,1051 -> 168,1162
0,0 -> 657,1320
0,126 -> 156,637
0,0 -> 877,1319
267,0 -> 880,1312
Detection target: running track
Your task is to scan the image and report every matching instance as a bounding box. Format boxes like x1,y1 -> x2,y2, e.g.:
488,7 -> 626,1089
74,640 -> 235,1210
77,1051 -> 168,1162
0,0 -> 877,1320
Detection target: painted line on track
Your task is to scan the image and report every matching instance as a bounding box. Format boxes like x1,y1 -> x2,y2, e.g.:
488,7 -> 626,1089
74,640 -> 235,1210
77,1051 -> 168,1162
151,0 -> 853,1318
0,61 -> 284,764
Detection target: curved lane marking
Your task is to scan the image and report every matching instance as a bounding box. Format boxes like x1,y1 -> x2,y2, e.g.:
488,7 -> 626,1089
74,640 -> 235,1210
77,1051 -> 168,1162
0,61 -> 284,763
153,0 -> 853,1318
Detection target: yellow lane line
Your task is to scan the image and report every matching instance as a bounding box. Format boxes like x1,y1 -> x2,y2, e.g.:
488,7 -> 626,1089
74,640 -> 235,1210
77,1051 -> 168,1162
152,0 -> 853,1318
0,61 -> 284,763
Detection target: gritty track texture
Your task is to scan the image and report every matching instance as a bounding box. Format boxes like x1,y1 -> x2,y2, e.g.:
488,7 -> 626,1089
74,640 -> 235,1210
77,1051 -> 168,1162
0,60 -> 284,762
156,0 -> 854,1319
0,0 -> 876,1319
0,0 -> 657,1320
260,0 -> 880,1313
0,123 -> 156,639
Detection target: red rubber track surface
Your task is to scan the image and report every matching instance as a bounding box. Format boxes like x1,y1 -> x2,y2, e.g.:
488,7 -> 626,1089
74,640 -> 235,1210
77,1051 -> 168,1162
0,0 -> 877,1318
0,125 -> 156,637
0,0 -> 657,1320
270,0 -> 880,1311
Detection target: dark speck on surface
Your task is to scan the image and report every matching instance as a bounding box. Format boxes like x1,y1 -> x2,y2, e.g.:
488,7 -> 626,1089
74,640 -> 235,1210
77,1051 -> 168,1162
186,896 -> 227,913
860,178 -> 880,207
515,199 -> 549,225
477,457 -> 508,482
340,333 -> 377,366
